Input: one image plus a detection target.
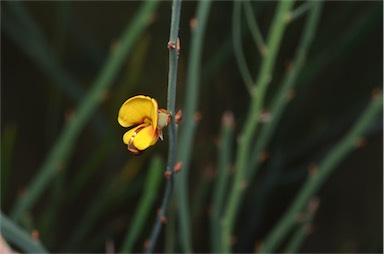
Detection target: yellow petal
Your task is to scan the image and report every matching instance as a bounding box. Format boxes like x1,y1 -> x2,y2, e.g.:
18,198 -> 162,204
118,95 -> 158,128
133,125 -> 158,150
122,125 -> 143,145
122,124 -> 158,152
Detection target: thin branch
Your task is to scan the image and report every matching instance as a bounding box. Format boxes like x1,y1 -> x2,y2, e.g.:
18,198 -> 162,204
248,1 -> 324,177
211,112 -> 235,252
243,0 -> 266,54
284,198 -> 320,253
233,0 -> 254,93
287,1 -> 317,22
221,1 -> 295,252
145,0 -> 182,252
175,0 -> 212,252
260,92 -> 383,252
1,211 -> 48,253
120,157 -> 163,253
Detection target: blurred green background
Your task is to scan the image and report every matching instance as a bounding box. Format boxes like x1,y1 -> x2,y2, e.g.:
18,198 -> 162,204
1,1 -> 382,253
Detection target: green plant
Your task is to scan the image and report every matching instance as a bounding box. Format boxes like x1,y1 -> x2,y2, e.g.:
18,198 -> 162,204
1,1 -> 381,253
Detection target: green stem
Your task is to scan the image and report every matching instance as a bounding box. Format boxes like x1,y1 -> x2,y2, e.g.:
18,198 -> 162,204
175,0 -> 212,252
233,0 -> 253,93
211,112 -> 235,252
145,0 -> 182,252
284,198 -> 320,253
1,211 -> 48,253
120,157 -> 164,253
260,93 -> 383,253
288,1 -> 317,22
221,1 -> 294,252
248,1 -> 323,177
243,0 -> 266,54
202,15 -> 250,85
10,0 -> 160,221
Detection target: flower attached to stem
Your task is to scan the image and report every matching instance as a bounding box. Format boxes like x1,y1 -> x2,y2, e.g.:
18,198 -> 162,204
118,95 -> 171,154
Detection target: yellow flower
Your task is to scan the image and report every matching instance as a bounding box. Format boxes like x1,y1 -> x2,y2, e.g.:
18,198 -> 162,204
118,95 -> 170,154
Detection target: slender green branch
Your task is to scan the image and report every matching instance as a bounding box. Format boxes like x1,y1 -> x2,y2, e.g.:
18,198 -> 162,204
175,0 -> 212,252
243,0 -> 266,54
1,211 -> 48,253
120,157 -> 164,253
10,0 -> 160,221
288,1 -> 316,22
284,198 -> 320,253
248,1 -> 323,177
247,3 -> 323,250
260,93 -> 383,253
221,1 -> 295,252
211,112 -> 235,253
203,13 -> 251,85
233,0 -> 253,93
145,0 -> 182,252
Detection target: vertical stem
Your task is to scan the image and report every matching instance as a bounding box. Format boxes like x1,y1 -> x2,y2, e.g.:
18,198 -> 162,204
175,0 -> 212,252
247,1 -> 323,177
145,0 -> 182,253
120,157 -> 163,253
221,1 -> 294,252
243,0 -> 266,54
167,0 -> 182,114
233,0 -> 253,93
211,112 -> 235,252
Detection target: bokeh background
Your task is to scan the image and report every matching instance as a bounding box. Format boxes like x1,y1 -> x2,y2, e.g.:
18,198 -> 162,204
1,1 -> 383,253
